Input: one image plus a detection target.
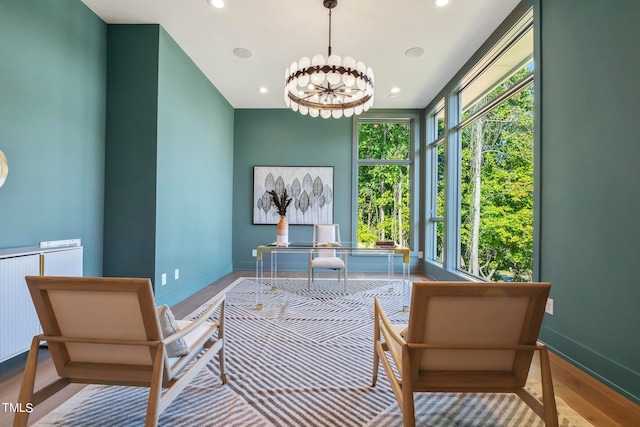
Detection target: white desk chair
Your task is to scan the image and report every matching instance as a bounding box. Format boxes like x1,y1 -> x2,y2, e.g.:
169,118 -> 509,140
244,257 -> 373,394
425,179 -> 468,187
308,224 -> 347,290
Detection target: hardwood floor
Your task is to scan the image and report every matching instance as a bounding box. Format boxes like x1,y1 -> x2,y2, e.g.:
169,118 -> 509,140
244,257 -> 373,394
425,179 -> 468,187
1,271 -> 638,426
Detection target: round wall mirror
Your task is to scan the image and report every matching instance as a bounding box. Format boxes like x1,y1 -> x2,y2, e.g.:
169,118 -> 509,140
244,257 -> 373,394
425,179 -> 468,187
0,150 -> 8,188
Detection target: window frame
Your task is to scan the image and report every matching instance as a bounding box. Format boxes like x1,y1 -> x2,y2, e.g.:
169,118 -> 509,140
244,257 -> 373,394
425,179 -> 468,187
456,77 -> 534,279
426,100 -> 445,263
423,4 -> 534,282
352,111 -> 420,252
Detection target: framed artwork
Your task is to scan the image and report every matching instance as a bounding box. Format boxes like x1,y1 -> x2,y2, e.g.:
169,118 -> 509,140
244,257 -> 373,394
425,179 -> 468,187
253,166 -> 334,225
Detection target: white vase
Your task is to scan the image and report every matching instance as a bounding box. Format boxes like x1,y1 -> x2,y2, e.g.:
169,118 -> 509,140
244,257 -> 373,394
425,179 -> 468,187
276,216 -> 288,246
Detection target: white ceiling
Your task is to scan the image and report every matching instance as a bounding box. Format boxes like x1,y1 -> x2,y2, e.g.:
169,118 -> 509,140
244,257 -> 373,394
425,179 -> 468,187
80,0 -> 521,110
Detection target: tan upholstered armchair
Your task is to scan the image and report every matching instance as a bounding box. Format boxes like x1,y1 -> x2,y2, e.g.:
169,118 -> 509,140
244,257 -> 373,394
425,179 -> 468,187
15,276 -> 226,427
373,281 -> 558,426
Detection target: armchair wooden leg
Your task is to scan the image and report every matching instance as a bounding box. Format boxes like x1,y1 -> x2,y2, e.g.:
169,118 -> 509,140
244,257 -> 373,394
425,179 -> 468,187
401,391 -> 416,427
401,346 -> 416,427
372,346 -> 380,387
144,344 -> 165,427
372,300 -> 380,386
13,337 -> 41,427
539,346 -> 559,427
219,349 -> 227,384
218,302 -> 227,384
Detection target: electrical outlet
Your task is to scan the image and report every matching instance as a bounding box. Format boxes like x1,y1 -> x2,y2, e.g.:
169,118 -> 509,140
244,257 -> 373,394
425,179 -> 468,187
418,251 -> 424,259
545,298 -> 554,315
174,269 -> 179,280
161,273 -> 167,286
252,249 -> 257,257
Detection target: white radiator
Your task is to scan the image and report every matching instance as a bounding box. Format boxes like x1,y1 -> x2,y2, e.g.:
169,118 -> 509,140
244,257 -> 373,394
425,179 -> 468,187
43,247 -> 83,276
0,254 -> 41,362
0,246 -> 83,362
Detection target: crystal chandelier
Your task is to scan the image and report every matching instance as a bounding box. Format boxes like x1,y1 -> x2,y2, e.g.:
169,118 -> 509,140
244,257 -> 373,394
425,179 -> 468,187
284,0 -> 374,119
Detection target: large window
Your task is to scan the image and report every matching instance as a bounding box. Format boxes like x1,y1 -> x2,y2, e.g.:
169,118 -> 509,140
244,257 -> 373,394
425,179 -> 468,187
356,120 -> 412,247
426,7 -> 533,282
459,70 -> 534,281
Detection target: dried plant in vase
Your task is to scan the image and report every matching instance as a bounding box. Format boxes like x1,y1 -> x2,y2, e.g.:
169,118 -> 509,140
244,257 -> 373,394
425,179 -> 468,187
268,189 -> 292,218
268,189 -> 292,246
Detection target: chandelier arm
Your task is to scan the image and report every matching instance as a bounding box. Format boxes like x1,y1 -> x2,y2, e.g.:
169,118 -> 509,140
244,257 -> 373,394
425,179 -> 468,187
299,92 -> 321,101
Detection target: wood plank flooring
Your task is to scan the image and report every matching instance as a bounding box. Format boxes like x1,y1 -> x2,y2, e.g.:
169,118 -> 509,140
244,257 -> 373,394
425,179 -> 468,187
1,271 -> 638,426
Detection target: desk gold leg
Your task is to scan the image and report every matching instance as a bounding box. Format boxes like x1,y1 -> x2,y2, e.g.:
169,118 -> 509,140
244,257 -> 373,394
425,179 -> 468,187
256,256 -> 264,310
402,261 -> 410,312
271,252 -> 277,291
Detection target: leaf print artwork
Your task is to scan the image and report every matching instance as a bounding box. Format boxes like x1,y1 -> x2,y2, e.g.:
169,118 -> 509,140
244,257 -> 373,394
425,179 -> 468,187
275,176 -> 285,196
291,178 -> 302,222
253,166 -> 333,225
261,191 -> 272,222
323,185 -> 333,223
265,173 -> 275,192
299,191 -> 310,213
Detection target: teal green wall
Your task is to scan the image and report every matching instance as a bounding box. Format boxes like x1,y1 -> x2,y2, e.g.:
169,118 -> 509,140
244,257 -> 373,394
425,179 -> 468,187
0,4 -> 233,307
536,0 -> 640,403
0,0 -> 105,275
104,25 -> 234,306
155,28 -> 234,304
232,110 -> 353,270
103,25 -> 159,281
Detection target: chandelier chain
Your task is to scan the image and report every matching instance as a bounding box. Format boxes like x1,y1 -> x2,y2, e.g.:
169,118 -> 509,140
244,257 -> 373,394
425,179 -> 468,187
328,9 -> 332,57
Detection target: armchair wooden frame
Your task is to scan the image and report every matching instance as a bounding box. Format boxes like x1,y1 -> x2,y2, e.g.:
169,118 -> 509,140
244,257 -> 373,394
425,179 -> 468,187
14,276 -> 227,427
373,281 -> 558,426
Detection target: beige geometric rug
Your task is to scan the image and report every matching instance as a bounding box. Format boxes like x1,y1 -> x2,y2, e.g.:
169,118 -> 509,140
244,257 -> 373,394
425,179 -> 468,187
34,278 -> 592,426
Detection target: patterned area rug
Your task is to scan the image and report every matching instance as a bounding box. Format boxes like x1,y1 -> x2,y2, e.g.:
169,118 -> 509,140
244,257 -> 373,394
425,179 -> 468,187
34,278 -> 592,426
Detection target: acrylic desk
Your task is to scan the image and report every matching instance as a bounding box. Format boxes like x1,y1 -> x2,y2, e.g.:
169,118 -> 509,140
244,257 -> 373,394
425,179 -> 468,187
255,241 -> 410,311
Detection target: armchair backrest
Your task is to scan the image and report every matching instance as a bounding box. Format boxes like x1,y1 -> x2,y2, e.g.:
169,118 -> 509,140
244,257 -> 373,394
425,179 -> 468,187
405,281 -> 550,388
26,276 -> 164,384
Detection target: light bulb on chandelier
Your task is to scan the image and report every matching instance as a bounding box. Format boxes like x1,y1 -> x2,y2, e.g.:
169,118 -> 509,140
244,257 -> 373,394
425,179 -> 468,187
284,0 -> 374,119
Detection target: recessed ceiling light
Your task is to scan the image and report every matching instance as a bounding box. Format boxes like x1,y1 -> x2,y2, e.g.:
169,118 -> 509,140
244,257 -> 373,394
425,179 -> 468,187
208,0 -> 225,8
258,87 -> 268,94
233,47 -> 252,59
405,47 -> 424,58
390,87 -> 401,94
433,0 -> 450,6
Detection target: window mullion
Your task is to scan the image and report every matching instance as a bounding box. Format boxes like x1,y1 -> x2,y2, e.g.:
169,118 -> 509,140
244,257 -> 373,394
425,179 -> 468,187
444,92 -> 460,271
357,159 -> 412,166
